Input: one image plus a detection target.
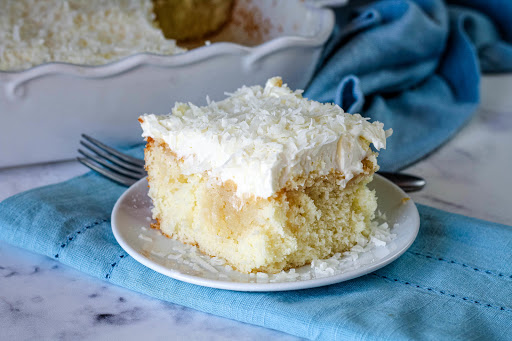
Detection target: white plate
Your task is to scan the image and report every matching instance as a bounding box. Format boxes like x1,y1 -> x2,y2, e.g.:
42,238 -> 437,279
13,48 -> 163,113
111,174 -> 420,291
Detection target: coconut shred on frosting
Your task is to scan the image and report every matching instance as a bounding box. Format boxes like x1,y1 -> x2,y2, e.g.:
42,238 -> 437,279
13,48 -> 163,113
140,77 -> 392,199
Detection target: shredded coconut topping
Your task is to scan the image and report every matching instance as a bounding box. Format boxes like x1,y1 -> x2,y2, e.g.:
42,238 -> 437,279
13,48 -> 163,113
141,77 -> 392,199
0,0 -> 185,71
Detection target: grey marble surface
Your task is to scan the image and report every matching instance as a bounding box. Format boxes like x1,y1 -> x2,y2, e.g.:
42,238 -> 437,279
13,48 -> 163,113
0,75 -> 511,340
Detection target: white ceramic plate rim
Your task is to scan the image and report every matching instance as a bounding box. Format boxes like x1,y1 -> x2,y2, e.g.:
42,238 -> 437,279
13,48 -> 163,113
111,174 -> 420,292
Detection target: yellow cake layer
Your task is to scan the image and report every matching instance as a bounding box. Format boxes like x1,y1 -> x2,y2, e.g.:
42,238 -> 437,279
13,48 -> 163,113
144,138 -> 379,274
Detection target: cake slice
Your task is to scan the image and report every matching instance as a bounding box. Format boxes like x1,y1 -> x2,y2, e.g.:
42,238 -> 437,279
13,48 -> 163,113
139,77 -> 391,274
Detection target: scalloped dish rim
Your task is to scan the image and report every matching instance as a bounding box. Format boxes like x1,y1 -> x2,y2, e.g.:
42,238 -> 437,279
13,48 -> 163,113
0,3 -> 335,81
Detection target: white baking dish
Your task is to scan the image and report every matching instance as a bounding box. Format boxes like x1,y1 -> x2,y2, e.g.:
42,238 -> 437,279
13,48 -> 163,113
0,0 -> 337,168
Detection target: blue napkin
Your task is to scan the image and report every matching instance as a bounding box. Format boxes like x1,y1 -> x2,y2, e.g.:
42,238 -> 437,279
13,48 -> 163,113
1,167 -> 512,340
305,0 -> 512,171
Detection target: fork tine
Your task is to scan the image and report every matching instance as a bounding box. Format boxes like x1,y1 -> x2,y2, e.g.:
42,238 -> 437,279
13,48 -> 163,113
80,140 -> 145,175
77,157 -> 138,186
78,149 -> 144,180
81,134 -> 145,167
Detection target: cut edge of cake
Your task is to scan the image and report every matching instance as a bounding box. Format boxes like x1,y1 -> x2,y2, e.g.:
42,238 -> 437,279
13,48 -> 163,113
143,137 -> 380,274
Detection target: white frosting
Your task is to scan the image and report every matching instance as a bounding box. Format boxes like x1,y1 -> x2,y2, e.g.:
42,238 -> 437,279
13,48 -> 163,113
140,77 -> 392,199
0,0 -> 185,71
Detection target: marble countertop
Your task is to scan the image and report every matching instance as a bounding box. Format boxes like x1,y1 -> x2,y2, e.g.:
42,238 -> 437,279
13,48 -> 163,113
1,75 -> 511,340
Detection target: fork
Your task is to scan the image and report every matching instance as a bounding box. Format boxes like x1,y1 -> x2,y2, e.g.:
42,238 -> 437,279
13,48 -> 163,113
77,134 -> 145,186
77,134 -> 426,192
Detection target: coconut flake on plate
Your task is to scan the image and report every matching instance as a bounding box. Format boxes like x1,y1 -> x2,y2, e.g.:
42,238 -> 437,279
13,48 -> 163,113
136,210 -> 396,284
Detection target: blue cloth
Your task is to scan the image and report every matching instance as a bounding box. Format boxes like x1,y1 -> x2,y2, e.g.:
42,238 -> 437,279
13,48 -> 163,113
305,0 -> 512,171
1,167 -> 512,340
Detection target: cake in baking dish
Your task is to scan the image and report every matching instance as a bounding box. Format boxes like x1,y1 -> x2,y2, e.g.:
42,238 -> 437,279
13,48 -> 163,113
0,0 -> 183,71
0,0 -> 233,71
139,77 -> 392,274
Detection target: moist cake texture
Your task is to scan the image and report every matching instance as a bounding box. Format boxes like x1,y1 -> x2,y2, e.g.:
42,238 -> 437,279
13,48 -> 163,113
139,77 -> 392,273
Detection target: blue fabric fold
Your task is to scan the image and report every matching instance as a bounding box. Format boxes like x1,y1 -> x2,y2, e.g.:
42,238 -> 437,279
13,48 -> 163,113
1,168 -> 511,340
305,0 -> 512,171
